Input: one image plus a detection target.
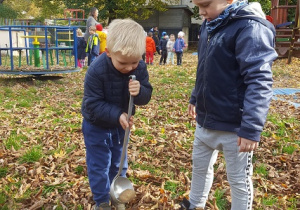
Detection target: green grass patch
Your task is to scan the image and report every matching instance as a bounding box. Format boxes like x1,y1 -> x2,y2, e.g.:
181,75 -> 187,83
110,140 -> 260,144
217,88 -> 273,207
3,87 -> 13,97
75,165 -> 84,175
287,196 -> 298,209
282,145 -> 297,154
133,128 -> 146,137
42,183 -> 67,196
261,130 -> 271,137
4,131 -> 27,151
17,99 -> 32,108
19,146 -> 43,163
131,162 -> 161,176
3,101 -> 15,109
272,68 -> 291,77
267,115 -> 299,139
262,195 -> 278,207
138,146 -> 147,152
15,188 -> 40,202
0,167 -> 8,178
0,192 -> 7,205
254,164 -> 268,178
214,188 -> 229,210
66,144 -> 77,154
164,181 -> 178,193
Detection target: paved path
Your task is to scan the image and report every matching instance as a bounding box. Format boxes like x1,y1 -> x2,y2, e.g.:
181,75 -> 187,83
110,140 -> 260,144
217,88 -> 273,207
273,88 -> 300,108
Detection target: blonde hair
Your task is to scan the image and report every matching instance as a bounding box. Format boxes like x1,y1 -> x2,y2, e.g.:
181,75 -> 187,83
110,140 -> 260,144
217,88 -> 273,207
89,25 -> 96,32
178,31 -> 185,38
106,19 -> 146,57
77,28 -> 83,36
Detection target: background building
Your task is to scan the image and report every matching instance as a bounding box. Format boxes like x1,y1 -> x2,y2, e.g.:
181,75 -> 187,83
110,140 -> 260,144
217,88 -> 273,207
135,0 -> 203,49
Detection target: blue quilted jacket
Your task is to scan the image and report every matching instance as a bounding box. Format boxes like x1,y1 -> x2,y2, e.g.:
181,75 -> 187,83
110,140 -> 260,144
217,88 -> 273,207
190,3 -> 278,141
81,53 -> 152,128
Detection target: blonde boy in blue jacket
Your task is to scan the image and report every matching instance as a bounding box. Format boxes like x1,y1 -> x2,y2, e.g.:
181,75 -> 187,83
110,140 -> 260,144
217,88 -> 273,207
82,19 -> 152,210
86,25 -> 100,66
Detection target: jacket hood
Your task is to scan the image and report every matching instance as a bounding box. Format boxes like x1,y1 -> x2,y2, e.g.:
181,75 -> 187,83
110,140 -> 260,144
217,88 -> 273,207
238,2 -> 266,19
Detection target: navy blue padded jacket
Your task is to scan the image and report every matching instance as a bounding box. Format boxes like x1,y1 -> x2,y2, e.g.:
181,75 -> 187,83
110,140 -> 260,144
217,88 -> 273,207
81,53 -> 152,128
189,3 -> 278,141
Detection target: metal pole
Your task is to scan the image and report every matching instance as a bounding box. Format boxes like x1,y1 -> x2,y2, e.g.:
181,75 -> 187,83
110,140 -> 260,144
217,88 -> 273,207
9,27 -> 14,71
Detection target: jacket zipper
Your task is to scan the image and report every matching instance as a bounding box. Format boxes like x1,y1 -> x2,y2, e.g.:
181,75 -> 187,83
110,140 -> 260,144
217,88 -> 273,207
201,19 -> 229,127
202,33 -> 211,127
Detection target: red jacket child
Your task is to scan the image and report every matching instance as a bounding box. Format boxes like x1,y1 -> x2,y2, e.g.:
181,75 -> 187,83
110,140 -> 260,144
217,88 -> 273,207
145,32 -> 156,65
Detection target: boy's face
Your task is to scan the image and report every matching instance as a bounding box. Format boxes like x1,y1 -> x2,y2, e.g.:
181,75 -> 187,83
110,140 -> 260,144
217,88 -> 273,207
193,0 -> 230,22
106,50 -> 141,74
89,29 -> 95,35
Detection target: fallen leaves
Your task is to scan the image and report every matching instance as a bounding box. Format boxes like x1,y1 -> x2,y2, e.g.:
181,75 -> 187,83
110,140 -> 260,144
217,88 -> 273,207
0,54 -> 299,209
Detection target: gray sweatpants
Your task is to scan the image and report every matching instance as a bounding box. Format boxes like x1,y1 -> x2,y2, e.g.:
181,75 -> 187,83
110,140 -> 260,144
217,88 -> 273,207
189,124 -> 253,210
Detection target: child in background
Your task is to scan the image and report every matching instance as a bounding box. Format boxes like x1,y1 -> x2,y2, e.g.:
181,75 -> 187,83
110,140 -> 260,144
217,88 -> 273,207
96,23 -> 107,55
86,25 -> 100,66
142,31 -> 147,61
145,31 -> 156,65
153,31 -> 160,55
81,19 -> 153,210
173,31 -> 186,66
76,28 -> 87,68
166,34 -> 175,65
185,0 -> 278,209
159,32 -> 168,65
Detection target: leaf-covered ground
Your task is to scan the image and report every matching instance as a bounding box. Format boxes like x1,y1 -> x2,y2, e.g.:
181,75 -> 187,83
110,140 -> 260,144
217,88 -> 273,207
0,53 -> 299,210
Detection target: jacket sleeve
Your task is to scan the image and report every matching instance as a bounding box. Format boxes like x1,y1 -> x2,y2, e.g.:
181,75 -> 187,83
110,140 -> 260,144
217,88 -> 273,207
166,41 -> 171,51
235,21 -> 277,141
91,36 -> 99,56
82,65 -> 123,126
133,62 -> 153,105
173,39 -> 178,51
189,88 -> 196,105
159,39 -> 163,51
181,39 -> 185,49
152,40 -> 156,52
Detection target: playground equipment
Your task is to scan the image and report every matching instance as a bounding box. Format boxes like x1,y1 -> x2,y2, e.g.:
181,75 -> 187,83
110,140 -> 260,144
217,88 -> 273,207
54,9 -> 86,31
270,0 -> 300,63
64,9 -> 85,20
0,25 -> 80,75
20,35 -> 51,67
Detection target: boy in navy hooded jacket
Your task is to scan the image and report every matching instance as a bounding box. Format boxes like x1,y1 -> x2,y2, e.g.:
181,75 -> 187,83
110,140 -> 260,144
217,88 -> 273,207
185,0 -> 278,209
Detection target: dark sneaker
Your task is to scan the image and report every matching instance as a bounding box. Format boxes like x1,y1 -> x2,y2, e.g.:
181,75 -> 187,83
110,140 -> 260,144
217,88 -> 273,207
179,197 -> 190,210
112,203 -> 125,210
94,202 -> 111,210
179,198 -> 204,210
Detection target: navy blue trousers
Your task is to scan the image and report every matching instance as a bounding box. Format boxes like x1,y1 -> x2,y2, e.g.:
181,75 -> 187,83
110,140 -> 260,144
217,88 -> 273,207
82,119 -> 128,205
176,52 -> 183,65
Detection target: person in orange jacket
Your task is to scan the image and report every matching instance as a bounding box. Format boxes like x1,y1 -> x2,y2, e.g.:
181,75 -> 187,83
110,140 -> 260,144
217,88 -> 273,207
145,32 -> 156,65
96,23 -> 107,55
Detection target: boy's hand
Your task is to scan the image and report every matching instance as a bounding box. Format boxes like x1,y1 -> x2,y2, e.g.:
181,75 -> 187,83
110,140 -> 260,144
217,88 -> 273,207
188,104 -> 196,119
237,137 -> 259,152
129,79 -> 140,96
119,113 -> 134,130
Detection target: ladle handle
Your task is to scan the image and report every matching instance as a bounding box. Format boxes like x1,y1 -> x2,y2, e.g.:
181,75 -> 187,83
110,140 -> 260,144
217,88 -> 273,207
116,75 -> 136,177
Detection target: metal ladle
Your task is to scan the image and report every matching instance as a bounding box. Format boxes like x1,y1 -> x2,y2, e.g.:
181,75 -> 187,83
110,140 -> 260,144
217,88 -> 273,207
110,75 -> 136,204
